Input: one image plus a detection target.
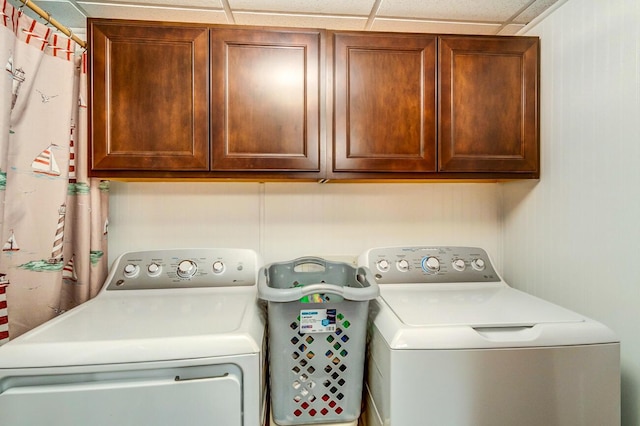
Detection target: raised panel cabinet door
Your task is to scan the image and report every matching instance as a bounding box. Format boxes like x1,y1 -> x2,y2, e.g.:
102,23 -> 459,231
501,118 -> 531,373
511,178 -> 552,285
90,20 -> 209,172
439,36 -> 539,175
210,28 -> 322,172
333,33 -> 437,173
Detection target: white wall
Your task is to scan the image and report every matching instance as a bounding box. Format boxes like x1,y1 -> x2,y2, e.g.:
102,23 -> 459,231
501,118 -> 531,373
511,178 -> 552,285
108,182 -> 502,267
503,0 -> 640,424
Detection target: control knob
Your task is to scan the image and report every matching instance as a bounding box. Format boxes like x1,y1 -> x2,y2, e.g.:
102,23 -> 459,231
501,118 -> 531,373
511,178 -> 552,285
397,259 -> 410,272
376,259 -> 390,272
177,260 -> 197,278
123,264 -> 140,278
471,258 -> 486,271
421,256 -> 440,273
212,260 -> 225,274
147,263 -> 161,277
452,259 -> 466,271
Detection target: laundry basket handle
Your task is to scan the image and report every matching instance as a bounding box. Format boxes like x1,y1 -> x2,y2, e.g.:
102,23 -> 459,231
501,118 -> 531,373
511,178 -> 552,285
296,273 -> 377,301
292,256 -> 327,270
258,264 -> 378,303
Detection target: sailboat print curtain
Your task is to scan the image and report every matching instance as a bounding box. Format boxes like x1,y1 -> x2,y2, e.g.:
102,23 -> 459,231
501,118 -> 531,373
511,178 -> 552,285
0,0 -> 109,343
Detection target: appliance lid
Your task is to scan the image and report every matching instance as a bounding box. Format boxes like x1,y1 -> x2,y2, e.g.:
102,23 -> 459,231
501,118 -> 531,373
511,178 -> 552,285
0,287 -> 264,368
380,283 -> 585,327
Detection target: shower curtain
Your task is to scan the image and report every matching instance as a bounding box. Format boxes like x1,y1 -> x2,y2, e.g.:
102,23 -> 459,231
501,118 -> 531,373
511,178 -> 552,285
0,1 -> 109,344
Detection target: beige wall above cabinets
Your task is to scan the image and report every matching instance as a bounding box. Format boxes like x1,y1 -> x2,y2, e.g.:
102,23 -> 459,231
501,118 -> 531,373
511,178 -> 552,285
89,19 -> 539,182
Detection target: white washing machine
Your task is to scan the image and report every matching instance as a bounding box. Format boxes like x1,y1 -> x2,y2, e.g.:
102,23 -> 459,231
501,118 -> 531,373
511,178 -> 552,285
358,246 -> 620,426
0,248 -> 266,426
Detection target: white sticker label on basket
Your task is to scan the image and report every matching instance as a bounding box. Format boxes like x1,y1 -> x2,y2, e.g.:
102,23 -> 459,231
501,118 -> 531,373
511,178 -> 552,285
299,308 -> 336,334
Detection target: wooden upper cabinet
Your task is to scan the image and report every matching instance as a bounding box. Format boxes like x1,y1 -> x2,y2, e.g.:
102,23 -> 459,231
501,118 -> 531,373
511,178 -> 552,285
439,36 -> 539,175
89,20 -> 210,172
210,28 -> 322,172
332,32 -> 437,173
88,20 -> 539,180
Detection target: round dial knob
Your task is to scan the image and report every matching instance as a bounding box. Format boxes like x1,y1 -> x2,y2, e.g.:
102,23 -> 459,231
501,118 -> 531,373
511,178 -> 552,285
376,259 -> 390,272
123,264 -> 139,278
212,261 -> 225,274
452,259 -> 466,271
147,263 -> 161,276
421,256 -> 440,273
471,258 -> 486,271
397,259 -> 410,272
177,260 -> 197,278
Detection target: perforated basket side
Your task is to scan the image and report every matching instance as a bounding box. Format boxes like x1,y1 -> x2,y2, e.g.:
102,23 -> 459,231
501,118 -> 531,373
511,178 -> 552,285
268,300 -> 368,425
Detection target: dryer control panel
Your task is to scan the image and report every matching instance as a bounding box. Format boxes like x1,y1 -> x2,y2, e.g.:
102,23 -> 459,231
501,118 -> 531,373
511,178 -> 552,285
359,246 -> 500,284
105,248 -> 260,290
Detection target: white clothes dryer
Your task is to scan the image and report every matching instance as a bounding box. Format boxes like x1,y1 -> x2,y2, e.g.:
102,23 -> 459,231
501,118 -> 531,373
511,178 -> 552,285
358,246 -> 620,426
0,248 -> 266,426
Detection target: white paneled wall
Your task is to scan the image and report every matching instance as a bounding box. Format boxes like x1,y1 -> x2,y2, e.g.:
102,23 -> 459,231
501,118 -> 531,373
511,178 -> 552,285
108,182 -> 502,268
262,183 -> 501,263
107,182 -> 262,259
504,0 -> 640,424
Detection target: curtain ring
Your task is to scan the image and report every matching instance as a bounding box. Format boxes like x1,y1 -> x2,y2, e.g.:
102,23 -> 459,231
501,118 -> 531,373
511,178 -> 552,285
46,11 -> 52,26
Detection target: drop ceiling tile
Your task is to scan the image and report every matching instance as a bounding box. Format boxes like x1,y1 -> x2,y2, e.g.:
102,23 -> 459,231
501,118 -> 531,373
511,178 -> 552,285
78,2 -> 229,24
234,12 -> 367,30
370,18 -> 502,35
12,0 -> 88,29
513,0 -> 560,24
377,0 -> 532,22
81,0 -> 223,8
228,0 -> 375,16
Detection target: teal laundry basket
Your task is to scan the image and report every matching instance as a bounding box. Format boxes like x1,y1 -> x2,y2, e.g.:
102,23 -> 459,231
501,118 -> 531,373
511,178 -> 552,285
258,257 -> 378,425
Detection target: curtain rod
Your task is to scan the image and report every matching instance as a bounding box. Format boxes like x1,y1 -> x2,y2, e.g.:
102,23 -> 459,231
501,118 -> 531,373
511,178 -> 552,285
18,0 -> 87,49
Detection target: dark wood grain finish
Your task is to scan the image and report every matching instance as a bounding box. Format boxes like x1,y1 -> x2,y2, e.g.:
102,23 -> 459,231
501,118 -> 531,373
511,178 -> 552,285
333,32 -> 437,173
89,20 -> 540,181
90,20 -> 209,171
439,36 -> 539,174
210,28 -> 322,171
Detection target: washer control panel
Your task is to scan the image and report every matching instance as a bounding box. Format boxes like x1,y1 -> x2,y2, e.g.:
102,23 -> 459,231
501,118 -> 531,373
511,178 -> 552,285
106,248 -> 260,290
359,246 -> 500,284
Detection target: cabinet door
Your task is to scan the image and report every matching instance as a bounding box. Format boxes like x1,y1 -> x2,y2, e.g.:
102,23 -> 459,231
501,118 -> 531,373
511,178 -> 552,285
90,20 -> 209,172
210,28 -> 322,172
333,33 -> 437,173
439,36 -> 539,175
